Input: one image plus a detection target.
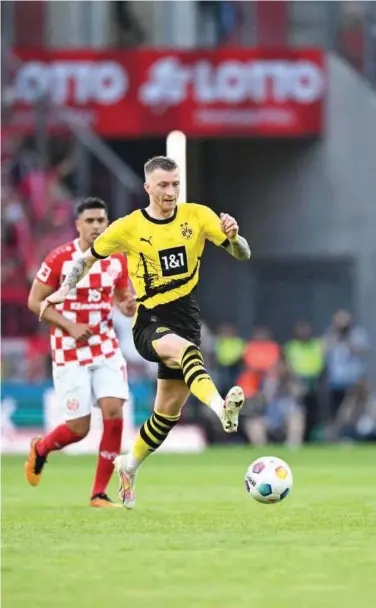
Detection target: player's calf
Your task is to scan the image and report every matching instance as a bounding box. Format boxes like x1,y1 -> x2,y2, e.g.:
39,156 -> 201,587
154,335 -> 224,411
153,335 -> 244,432
91,413 -> 123,499
113,383 -> 185,507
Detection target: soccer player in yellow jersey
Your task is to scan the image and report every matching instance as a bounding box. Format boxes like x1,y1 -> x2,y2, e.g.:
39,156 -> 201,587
40,156 -> 251,509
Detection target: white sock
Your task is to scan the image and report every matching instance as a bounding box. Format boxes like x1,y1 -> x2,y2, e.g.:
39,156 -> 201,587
124,452 -> 140,475
209,393 -> 224,418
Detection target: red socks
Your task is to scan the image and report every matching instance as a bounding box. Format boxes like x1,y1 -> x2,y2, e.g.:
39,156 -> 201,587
91,418 -> 123,497
36,418 -> 123,497
37,424 -> 82,457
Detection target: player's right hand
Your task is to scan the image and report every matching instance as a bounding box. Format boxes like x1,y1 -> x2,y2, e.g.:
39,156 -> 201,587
39,286 -> 70,321
67,323 -> 93,343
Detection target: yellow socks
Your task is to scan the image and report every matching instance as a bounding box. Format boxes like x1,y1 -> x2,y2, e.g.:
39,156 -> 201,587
180,344 -> 221,407
131,410 -> 180,465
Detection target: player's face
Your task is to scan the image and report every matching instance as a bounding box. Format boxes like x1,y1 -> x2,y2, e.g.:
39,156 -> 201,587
76,209 -> 108,245
145,169 -> 180,215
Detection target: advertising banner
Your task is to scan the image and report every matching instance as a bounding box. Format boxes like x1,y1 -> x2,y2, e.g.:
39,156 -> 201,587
1,382 -> 206,454
10,48 -> 325,137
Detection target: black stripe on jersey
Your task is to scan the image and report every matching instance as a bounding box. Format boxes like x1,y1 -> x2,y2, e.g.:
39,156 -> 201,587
136,257 -> 200,303
221,238 -> 230,248
90,245 -> 108,260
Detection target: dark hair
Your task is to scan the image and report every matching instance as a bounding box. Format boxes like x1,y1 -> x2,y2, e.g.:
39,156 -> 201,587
144,156 -> 178,176
76,197 -> 108,217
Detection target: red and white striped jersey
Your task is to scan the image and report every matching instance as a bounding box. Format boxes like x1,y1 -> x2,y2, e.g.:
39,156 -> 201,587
36,239 -> 128,368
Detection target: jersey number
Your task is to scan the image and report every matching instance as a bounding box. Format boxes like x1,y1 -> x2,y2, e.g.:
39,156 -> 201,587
158,246 -> 188,277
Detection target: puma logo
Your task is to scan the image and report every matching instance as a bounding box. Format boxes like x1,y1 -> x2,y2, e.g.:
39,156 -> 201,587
140,236 -> 152,246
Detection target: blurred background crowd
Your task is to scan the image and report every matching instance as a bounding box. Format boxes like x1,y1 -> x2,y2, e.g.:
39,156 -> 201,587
1,0 -> 376,448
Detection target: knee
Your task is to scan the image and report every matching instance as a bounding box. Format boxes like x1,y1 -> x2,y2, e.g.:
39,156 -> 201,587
103,406 -> 123,419
154,335 -> 194,367
154,382 -> 190,417
100,398 -> 124,420
66,417 -> 90,437
155,397 -> 183,418
169,340 -> 196,367
156,391 -> 190,416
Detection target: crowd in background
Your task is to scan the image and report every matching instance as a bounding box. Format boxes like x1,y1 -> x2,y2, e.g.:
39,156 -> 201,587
1,137 -> 375,445
2,135 -> 77,337
209,311 -> 374,446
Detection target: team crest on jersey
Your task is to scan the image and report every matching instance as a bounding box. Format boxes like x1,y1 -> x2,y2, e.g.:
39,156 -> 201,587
180,222 -> 193,240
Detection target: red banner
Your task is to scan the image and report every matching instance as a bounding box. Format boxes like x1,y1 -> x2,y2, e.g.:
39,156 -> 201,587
10,48 -> 325,137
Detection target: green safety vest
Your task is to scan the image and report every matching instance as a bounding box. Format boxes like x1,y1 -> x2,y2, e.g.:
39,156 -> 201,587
215,337 -> 245,366
285,339 -> 324,377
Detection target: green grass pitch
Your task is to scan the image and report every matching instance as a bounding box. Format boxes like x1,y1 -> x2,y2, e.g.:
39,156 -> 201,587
2,446 -> 376,607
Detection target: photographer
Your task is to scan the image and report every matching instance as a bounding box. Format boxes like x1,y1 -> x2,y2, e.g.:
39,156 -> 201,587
323,310 -> 370,421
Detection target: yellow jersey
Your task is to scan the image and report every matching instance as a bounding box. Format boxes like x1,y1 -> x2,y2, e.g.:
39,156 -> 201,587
92,203 -> 229,339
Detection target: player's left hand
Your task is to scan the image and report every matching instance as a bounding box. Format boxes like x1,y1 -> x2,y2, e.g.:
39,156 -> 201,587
220,213 -> 239,240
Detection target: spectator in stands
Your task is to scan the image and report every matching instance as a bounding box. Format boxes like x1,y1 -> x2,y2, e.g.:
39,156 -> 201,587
241,325 -> 280,387
333,378 -> 376,442
1,136 -> 78,341
237,325 -> 280,419
237,326 -> 280,444
6,135 -> 39,188
214,323 -> 245,395
1,184 -> 35,336
240,357 -> 305,447
323,310 -> 370,422
285,320 -> 325,441
19,137 -> 76,222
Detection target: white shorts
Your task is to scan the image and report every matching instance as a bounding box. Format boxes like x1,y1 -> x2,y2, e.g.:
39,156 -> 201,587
53,353 -> 129,421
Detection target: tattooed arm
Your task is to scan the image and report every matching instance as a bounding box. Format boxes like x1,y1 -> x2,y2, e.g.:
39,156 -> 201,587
225,235 -> 251,261
220,213 -> 251,261
62,250 -> 96,290
39,249 -> 97,320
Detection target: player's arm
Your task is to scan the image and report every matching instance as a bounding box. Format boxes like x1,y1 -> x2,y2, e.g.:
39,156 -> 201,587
115,288 -> 137,317
219,213 -> 251,261
39,247 -> 97,320
202,206 -> 251,261
113,255 -> 137,317
28,280 -> 92,341
39,219 -> 127,320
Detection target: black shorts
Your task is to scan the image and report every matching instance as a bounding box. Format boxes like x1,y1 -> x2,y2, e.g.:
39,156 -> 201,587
132,319 -> 201,380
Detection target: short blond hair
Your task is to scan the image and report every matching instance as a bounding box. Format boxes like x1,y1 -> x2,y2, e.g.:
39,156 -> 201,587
144,156 -> 178,177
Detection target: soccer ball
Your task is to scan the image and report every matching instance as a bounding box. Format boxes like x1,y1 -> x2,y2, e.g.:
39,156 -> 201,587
245,456 -> 293,504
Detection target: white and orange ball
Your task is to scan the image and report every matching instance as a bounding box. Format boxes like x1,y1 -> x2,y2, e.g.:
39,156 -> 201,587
245,456 -> 293,504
